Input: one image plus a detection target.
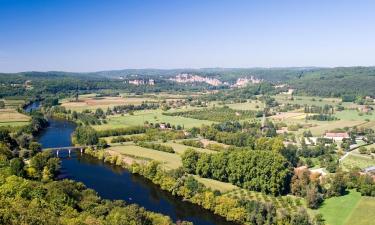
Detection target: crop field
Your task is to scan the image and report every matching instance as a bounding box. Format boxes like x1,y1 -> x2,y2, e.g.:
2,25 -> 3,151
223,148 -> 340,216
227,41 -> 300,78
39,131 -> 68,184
275,94 -> 341,107
318,191 -> 362,225
0,109 -> 30,127
306,120 -> 364,136
2,99 -> 26,108
61,96 -> 157,111
358,121 -> 375,129
108,144 -> 182,170
341,153 -> 375,170
344,196 -> 375,225
224,100 -> 264,111
164,140 -> 216,154
93,109 -> 213,130
335,110 -> 375,121
164,107 -> 255,122
270,112 -> 306,120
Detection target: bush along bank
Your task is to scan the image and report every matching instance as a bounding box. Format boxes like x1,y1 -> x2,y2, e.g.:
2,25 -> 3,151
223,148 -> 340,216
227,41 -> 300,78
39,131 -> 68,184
84,148 -> 319,225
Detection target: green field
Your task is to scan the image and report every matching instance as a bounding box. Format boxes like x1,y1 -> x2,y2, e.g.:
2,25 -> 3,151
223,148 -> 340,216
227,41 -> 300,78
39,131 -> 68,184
193,175 -> 238,192
224,100 -> 264,111
336,110 -> 375,121
275,95 -> 341,107
164,140 -> 216,154
93,109 -> 214,130
0,105 -> 30,127
318,190 -> 362,225
108,144 -> 182,170
345,196 -> 375,225
341,153 -> 375,170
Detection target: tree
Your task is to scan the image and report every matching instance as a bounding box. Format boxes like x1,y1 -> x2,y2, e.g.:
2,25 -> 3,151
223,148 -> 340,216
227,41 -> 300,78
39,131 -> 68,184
305,184 -> 323,209
10,158 -> 25,177
327,172 -> 347,197
29,142 -> 42,156
0,142 -> 12,159
291,168 -> 311,197
358,146 -> 368,154
291,208 -> 312,225
181,149 -> 200,173
72,126 -> 98,145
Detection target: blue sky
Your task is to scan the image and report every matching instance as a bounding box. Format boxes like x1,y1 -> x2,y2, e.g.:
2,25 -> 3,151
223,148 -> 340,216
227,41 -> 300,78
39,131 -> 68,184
0,0 -> 374,72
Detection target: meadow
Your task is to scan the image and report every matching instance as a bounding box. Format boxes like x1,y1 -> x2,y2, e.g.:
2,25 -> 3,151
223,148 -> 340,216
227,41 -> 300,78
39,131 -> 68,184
107,144 -> 182,170
93,109 -> 214,130
0,99 -> 30,127
275,94 -> 341,107
344,196 -> 375,225
61,96 -> 158,111
221,100 -> 264,111
318,190 -> 375,225
164,140 -> 216,154
341,153 -> 375,170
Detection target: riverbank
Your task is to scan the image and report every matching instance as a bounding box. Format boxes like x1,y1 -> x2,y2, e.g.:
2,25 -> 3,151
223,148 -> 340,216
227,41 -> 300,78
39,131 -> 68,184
84,148 -> 245,224
85,147 -> 310,225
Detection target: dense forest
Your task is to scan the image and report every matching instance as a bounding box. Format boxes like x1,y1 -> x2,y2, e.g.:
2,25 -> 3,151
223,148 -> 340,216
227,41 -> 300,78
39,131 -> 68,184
1,67 -> 375,99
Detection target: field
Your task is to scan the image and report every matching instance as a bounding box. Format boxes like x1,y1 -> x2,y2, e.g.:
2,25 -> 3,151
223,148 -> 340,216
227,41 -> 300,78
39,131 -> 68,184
307,120 -> 365,136
93,109 -> 214,130
344,196 -> 375,225
2,99 -> 26,108
108,144 -> 182,170
270,112 -> 306,120
193,175 -> 238,192
0,108 -> 30,127
318,190 -> 375,225
224,100 -> 264,111
61,96 -> 159,111
275,94 -> 341,107
341,153 -> 375,170
336,110 -> 375,121
164,140 -> 216,154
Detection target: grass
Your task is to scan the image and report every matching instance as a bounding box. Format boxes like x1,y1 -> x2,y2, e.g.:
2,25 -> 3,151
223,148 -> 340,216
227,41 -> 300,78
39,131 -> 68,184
193,175 -> 238,193
0,109 -> 30,127
336,110 -> 375,121
345,196 -> 375,225
164,140 -> 216,154
61,96 -> 158,112
275,94 -> 341,107
341,154 -> 375,170
108,144 -> 182,170
93,109 -> 213,130
224,100 -> 264,111
318,190 -> 362,225
2,99 -> 25,108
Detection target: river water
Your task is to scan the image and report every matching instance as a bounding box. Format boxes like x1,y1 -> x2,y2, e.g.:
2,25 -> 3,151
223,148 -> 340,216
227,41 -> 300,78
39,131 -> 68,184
36,117 -> 233,225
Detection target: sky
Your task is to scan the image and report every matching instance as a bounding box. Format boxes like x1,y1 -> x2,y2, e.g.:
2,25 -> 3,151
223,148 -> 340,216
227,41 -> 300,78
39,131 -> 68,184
0,0 -> 374,72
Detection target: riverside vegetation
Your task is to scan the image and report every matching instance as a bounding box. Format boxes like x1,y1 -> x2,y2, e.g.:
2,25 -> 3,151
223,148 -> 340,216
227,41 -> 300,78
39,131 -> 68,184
1,67 -> 375,225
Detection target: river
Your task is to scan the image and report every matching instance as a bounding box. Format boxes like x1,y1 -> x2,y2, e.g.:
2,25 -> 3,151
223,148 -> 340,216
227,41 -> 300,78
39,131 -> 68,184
36,116 -> 234,225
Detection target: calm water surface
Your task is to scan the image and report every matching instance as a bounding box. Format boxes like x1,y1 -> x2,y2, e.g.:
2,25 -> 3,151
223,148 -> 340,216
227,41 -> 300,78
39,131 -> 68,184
37,118 -> 234,225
